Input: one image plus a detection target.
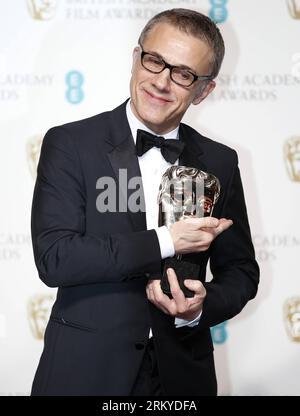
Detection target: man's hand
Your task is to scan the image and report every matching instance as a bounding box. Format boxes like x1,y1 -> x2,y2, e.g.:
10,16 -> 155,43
170,217 -> 233,255
146,268 -> 206,321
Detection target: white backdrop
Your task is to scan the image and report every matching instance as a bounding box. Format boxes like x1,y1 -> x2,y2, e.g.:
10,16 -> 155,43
0,0 -> 299,396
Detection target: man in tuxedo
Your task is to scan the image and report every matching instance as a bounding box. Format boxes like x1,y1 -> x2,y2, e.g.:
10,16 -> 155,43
31,8 -> 259,396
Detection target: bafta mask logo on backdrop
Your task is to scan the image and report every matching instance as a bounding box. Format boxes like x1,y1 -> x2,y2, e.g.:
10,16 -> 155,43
283,297 -> 300,342
28,294 -> 55,340
26,135 -> 43,179
27,0 -> 57,20
284,137 -> 300,182
287,0 -> 300,19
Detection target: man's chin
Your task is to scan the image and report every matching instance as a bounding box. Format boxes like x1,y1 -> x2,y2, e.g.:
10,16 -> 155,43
136,108 -> 165,126
141,116 -> 168,132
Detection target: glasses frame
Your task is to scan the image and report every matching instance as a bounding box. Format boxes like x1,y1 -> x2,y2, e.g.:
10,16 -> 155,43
139,46 -> 213,87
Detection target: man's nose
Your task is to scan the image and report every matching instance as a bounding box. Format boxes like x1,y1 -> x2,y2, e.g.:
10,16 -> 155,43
152,68 -> 171,90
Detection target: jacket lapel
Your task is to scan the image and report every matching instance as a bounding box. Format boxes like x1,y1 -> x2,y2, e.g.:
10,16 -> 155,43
179,123 -> 207,171
105,101 -> 147,232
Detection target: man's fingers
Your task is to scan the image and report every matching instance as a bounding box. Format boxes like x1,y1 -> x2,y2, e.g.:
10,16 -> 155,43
201,218 -> 233,235
183,216 -> 233,231
214,218 -> 233,235
184,216 -> 219,229
147,269 -> 208,316
167,268 -> 186,310
170,216 -> 234,255
184,279 -> 206,298
147,279 -> 175,315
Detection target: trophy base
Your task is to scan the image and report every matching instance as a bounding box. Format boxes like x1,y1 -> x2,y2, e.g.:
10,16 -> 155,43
161,257 -> 200,298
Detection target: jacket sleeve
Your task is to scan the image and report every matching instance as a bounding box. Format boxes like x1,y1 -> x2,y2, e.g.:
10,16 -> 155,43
197,152 -> 259,330
31,126 -> 161,288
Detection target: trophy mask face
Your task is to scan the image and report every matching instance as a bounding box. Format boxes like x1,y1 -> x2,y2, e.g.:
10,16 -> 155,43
166,179 -> 203,220
158,166 -> 220,228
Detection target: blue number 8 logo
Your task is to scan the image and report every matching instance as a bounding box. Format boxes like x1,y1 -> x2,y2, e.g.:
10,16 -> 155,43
65,70 -> 84,104
209,0 -> 228,24
211,321 -> 228,344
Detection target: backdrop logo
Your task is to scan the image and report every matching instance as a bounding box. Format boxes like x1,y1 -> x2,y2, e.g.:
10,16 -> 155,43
0,234 -> 31,261
211,73 -> 300,102
287,0 -> 300,19
65,70 -> 84,104
26,134 -> 43,179
28,294 -> 55,340
209,0 -> 228,24
283,297 -> 300,342
211,321 -> 228,344
292,53 -> 300,77
0,73 -> 54,102
253,234 -> 300,262
284,137 -> 300,182
27,0 -> 57,20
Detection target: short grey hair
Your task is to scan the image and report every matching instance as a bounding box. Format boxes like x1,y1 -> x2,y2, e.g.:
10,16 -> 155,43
138,8 -> 225,79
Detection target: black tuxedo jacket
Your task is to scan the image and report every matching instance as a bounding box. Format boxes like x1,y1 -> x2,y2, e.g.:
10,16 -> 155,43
31,100 -> 259,396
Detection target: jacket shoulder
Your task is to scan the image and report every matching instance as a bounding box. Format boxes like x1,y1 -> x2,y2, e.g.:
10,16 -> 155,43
43,100 -> 128,147
41,109 -> 114,152
54,110 -> 110,135
181,122 -> 238,164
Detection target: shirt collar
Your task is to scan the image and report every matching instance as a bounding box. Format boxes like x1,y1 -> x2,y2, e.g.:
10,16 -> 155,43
126,99 -> 179,144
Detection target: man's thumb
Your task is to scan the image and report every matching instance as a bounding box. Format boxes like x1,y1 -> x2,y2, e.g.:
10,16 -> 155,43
184,279 -> 198,289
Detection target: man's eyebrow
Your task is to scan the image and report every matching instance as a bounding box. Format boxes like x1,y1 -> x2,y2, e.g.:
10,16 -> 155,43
145,49 -> 197,73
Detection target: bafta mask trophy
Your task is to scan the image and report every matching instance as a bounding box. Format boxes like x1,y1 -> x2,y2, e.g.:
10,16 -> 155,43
283,297 -> 300,342
158,166 -> 220,297
284,137 -> 300,182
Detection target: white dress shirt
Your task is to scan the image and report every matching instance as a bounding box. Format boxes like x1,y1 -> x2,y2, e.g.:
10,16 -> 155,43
126,100 -> 201,330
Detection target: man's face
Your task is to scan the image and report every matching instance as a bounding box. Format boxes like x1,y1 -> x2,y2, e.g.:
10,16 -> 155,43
130,22 -> 216,134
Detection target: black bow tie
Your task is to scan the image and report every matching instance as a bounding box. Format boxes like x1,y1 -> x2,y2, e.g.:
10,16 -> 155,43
136,129 -> 185,164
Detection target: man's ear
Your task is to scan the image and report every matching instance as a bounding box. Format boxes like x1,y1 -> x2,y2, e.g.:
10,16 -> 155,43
131,46 -> 140,73
132,46 -> 140,58
192,80 -> 216,105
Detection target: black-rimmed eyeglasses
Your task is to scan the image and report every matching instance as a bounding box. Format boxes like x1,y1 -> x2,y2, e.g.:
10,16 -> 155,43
140,46 -> 213,87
